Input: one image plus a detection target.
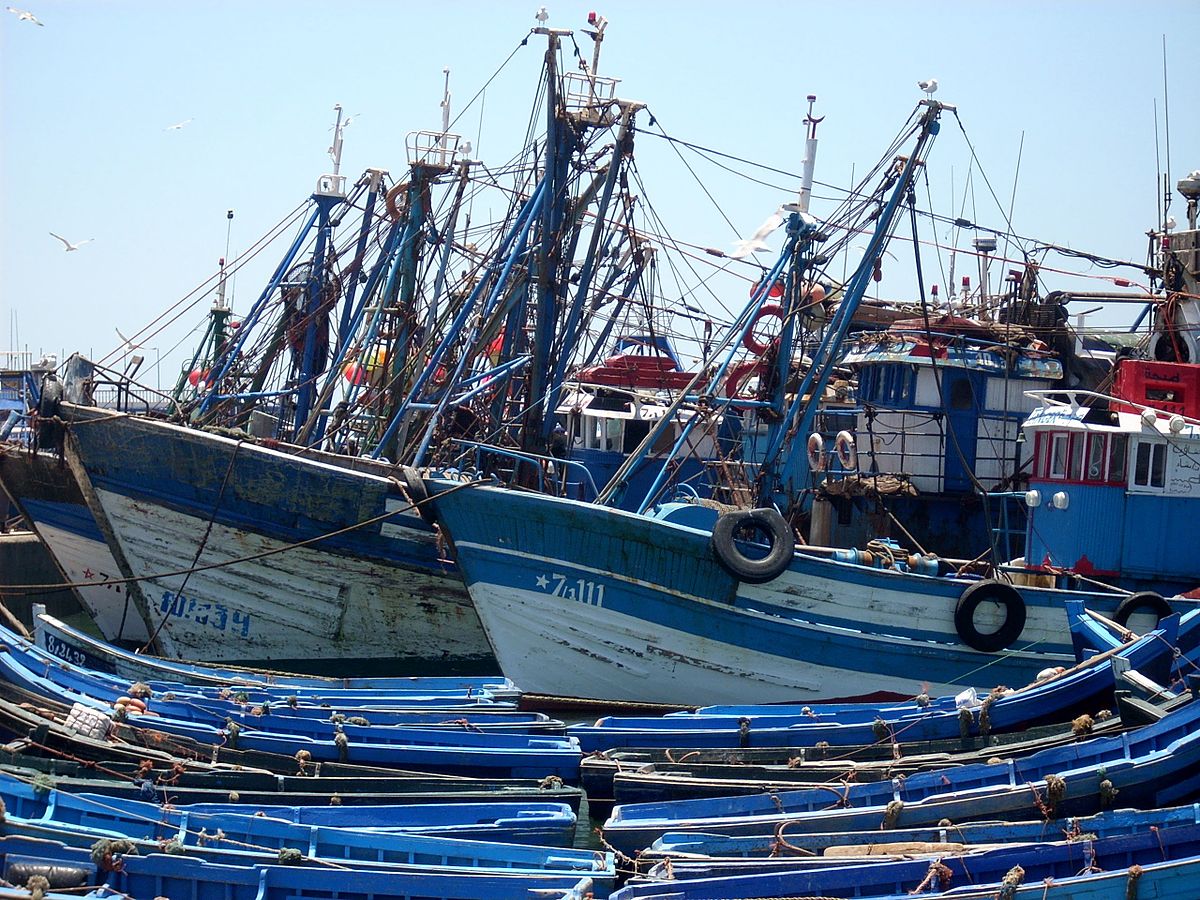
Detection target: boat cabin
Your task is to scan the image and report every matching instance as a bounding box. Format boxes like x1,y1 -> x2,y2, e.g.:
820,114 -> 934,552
1020,358 -> 1200,594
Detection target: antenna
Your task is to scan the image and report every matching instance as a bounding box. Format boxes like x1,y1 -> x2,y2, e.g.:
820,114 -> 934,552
440,68 -> 452,164
793,96 -> 824,215
329,104 -> 345,175
216,209 -> 234,311
1162,35 -> 1172,222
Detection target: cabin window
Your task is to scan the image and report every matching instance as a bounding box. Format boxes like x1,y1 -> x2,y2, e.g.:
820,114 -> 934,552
859,368 -> 879,402
874,365 -> 915,406
1107,435 -> 1127,485
949,378 -> 975,411
624,419 -> 651,454
1048,433 -> 1069,479
1085,434 -> 1106,481
1068,433 -> 1085,481
1133,441 -> 1166,489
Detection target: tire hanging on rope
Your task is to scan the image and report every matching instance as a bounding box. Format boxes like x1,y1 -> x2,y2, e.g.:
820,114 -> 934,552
710,507 -> 794,584
953,579 -> 1026,653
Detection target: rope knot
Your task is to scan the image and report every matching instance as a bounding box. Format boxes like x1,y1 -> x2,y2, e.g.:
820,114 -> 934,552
997,864 -> 1026,900
882,799 -> 904,829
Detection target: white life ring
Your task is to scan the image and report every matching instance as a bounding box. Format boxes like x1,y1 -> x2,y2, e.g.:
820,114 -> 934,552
806,433 -> 827,471
834,430 -> 858,470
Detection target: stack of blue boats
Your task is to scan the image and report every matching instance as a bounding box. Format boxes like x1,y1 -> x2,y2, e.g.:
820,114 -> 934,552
0,606 -> 1196,897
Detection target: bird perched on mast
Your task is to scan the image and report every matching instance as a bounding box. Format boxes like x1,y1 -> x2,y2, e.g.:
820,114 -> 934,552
918,78 -> 938,97
535,6 -> 549,24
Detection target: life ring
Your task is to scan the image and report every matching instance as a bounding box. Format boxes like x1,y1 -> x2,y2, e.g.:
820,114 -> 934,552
743,304 -> 784,355
806,433 -> 827,472
953,579 -> 1026,653
399,466 -> 437,525
724,360 -> 762,398
385,182 -> 409,222
710,507 -> 794,584
834,431 -> 858,470
1112,591 -> 1172,628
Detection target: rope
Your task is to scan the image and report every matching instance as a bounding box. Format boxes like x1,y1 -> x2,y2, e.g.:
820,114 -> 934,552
139,438 -> 244,653
0,477 -> 484,597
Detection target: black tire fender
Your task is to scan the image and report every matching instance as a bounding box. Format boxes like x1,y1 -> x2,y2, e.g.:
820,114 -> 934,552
710,508 -> 794,584
1112,591 -> 1172,628
954,579 -> 1027,653
399,466 -> 436,525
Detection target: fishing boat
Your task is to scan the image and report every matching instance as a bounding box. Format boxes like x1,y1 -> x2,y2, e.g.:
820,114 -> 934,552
0,449 -> 149,643
643,804 -> 1200,862
51,20 -> 673,671
825,300 -> 1069,559
609,822 -> 1200,898
0,834 -> 597,900
0,644 -> 583,782
425,132 -> 1200,705
597,693 -> 1200,853
564,614 -> 1181,752
0,769 -> 582,849
32,609 -> 518,695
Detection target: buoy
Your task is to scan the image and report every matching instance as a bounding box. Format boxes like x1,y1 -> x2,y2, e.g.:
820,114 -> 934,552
807,433 -> 827,471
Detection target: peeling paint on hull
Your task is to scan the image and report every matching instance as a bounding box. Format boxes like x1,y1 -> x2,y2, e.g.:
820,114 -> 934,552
62,407 -> 492,668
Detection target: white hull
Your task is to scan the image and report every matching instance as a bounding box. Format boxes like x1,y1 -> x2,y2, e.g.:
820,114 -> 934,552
467,574 -> 1014,706
93,489 -> 489,665
35,521 -> 149,643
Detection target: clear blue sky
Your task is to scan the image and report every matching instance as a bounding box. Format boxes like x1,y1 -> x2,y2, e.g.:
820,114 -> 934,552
3,1 -> 1198,386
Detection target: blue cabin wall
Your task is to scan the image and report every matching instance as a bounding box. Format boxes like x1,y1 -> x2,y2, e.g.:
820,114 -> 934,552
1122,493 -> 1199,586
1025,483 -> 1200,592
1025,482 -> 1125,574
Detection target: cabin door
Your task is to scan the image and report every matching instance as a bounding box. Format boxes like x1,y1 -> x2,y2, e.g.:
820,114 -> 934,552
942,370 -> 983,492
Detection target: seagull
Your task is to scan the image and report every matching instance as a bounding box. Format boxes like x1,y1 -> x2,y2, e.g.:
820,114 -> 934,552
5,6 -> 43,25
164,118 -> 193,131
49,232 -> 93,252
918,78 -> 938,97
730,206 -> 784,259
114,327 -> 144,351
535,6 -> 549,23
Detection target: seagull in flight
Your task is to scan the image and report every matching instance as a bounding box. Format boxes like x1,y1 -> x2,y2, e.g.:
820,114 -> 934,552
5,6 -> 43,25
164,118 -> 193,131
115,327 -> 144,351
918,78 -> 938,97
730,206 -> 784,259
49,232 -> 94,252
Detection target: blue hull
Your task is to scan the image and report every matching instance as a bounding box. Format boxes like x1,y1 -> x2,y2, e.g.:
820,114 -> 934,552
428,480 -> 1193,704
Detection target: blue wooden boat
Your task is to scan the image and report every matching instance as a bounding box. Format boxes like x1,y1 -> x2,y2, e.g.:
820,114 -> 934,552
0,770 -> 577,847
0,645 -> 583,781
608,822 -> 1200,898
645,803 -> 1200,860
7,625 -> 508,705
32,612 -> 519,696
0,770 -> 595,861
2,813 -> 617,895
0,835 -> 597,899
424,112 -> 1200,707
566,613 -> 1180,752
599,695 -> 1200,854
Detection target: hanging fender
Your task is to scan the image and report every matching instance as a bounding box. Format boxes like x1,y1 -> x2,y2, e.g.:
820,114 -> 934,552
385,182 -> 410,223
806,433 -> 827,472
724,360 -> 762,398
710,507 -> 794,584
954,579 -> 1026,653
743,304 -> 784,355
1112,591 -> 1172,628
834,430 -> 858,470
